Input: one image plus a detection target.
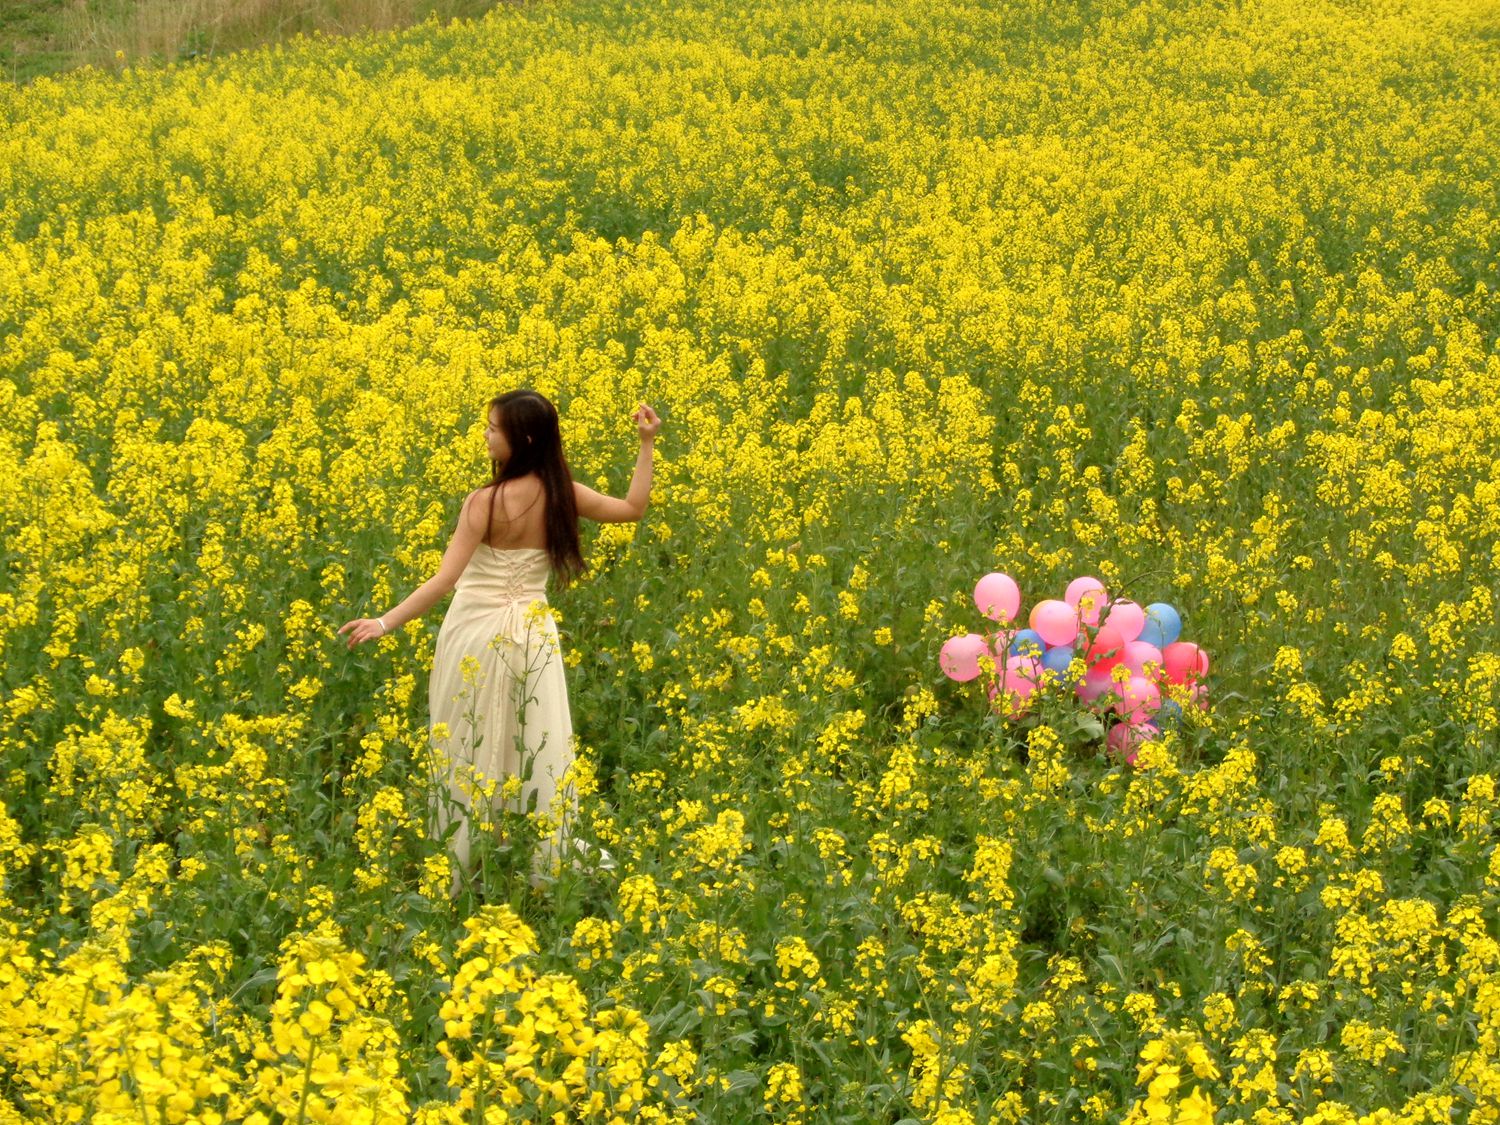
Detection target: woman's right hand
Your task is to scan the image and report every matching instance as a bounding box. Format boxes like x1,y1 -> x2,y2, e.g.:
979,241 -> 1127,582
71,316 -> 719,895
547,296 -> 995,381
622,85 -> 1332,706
634,403 -> 662,441
338,618 -> 387,649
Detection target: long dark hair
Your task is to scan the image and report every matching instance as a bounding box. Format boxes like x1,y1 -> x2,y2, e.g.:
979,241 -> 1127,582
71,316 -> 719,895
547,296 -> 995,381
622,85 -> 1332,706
485,389 -> 584,586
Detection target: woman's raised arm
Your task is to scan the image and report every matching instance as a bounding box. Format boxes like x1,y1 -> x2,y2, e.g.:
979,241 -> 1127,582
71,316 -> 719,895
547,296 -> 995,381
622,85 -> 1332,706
574,404 -> 660,524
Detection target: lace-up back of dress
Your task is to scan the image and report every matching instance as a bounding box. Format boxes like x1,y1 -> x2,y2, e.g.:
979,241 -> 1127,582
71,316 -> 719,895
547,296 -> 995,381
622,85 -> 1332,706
454,545 -> 551,606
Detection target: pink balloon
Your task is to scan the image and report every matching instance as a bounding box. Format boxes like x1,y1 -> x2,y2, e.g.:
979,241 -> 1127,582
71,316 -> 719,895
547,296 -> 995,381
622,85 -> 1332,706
987,683 -> 1018,719
1008,653 -> 1040,685
1163,642 -> 1210,685
1108,722 -> 1158,764
1103,600 -> 1145,643
1065,576 -> 1109,626
992,629 -> 1016,659
1123,640 -> 1164,677
1113,675 -> 1161,725
974,573 -> 1021,623
1065,575 -> 1106,606
1075,665 -> 1116,705
1029,599 -> 1079,647
991,656 -> 1039,718
940,633 -> 988,682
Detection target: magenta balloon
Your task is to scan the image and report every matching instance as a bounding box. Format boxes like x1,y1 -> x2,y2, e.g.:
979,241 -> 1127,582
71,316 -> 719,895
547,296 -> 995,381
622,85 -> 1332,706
1075,665 -> 1116,705
1065,576 -> 1109,626
1113,675 -> 1160,723
1123,640 -> 1164,676
974,572 -> 1021,623
1104,600 -> 1146,643
1108,721 -> 1158,763
940,633 -> 987,682
1030,599 -> 1079,647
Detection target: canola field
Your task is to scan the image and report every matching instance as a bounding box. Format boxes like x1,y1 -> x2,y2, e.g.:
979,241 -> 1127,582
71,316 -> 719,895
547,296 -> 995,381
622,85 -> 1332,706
3,0 -> 1500,1120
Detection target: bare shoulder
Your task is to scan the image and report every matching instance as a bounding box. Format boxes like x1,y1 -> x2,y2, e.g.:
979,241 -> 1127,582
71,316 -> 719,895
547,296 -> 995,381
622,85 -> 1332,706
459,487 -> 490,532
467,476 -> 546,522
500,475 -> 545,511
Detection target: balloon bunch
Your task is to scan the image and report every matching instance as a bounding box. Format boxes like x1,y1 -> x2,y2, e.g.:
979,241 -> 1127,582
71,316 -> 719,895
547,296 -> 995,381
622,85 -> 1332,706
938,572 -> 1210,763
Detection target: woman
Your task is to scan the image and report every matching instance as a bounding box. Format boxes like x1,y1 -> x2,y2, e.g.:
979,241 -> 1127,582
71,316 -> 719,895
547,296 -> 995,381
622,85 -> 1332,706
340,389 -> 661,890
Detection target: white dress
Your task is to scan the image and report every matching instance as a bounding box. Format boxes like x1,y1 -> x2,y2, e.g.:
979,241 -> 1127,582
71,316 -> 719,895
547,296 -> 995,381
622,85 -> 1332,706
426,545 -> 575,881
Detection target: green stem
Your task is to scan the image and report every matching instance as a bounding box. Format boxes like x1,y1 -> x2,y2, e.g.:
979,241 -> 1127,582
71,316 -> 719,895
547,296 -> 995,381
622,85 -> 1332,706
294,1031 -> 321,1125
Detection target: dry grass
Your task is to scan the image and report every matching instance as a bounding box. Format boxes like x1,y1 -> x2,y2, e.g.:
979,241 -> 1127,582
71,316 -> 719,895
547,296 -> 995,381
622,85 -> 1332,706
61,0 -> 503,73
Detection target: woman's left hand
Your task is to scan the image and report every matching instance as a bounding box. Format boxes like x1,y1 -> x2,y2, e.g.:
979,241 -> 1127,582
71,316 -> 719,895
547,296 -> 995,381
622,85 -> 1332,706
634,403 -> 662,441
338,618 -> 388,649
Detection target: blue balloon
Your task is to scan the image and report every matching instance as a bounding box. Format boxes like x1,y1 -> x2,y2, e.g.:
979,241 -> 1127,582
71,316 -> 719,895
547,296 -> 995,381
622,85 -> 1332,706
1010,629 -> 1045,657
1041,645 -> 1075,675
1141,602 -> 1182,648
1156,699 -> 1184,729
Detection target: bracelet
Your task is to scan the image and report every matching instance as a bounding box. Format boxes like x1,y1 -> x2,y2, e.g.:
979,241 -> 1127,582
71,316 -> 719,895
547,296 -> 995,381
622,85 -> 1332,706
377,617 -> 388,635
